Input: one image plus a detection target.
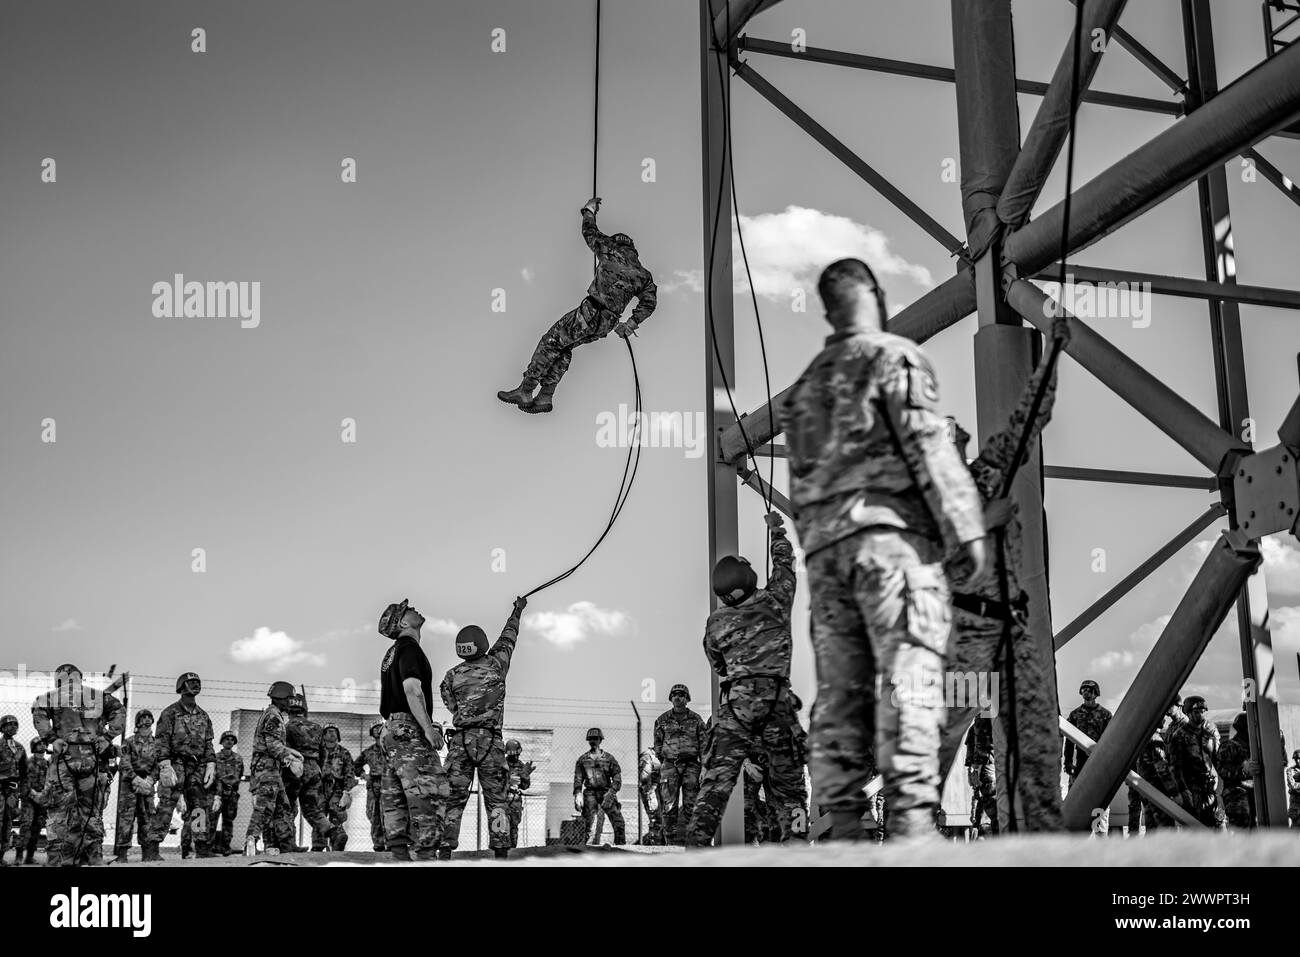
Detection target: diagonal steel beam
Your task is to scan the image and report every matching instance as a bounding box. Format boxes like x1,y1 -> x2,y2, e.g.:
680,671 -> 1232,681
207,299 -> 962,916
1066,0 -> 1188,93
1031,263 -> 1300,309
1003,39 -> 1300,273
738,465 -> 793,517
1242,147 -> 1300,209
731,59 -> 968,256
1053,502 -> 1226,649
711,0 -> 783,46
1043,465 -> 1217,489
998,0 -> 1131,228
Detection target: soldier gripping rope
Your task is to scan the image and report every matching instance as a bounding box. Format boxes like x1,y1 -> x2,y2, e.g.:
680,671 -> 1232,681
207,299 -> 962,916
689,512 -> 808,845
317,725 -> 356,851
112,710 -> 160,862
354,723 -> 388,852
0,714 -> 27,866
503,739 -> 533,849
212,732 -> 244,855
378,598 -> 450,861
497,197 -> 656,414
654,684 -> 707,845
1168,695 -> 1227,831
574,728 -> 625,845
782,259 -> 989,840
244,681 -> 303,856
438,597 -> 527,860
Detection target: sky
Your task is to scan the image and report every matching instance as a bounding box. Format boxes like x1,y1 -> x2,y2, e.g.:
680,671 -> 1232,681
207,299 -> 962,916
1,0 -> 1298,731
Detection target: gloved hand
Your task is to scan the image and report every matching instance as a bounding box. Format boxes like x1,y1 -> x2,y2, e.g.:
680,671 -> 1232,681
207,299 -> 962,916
1243,759 -> 1261,778
764,511 -> 784,530
743,761 -> 762,783
132,775 -> 155,796
49,738 -> 67,758
523,761 -> 535,775
614,321 -> 637,339
202,762 -> 216,788
600,793 -> 617,812
573,794 -> 583,814
582,196 -> 602,214
212,794 -> 222,816
1050,311 -> 1072,349
512,596 -> 528,616
428,724 -> 445,751
339,789 -> 353,811
283,749 -> 304,779
158,760 -> 177,789
966,767 -> 980,789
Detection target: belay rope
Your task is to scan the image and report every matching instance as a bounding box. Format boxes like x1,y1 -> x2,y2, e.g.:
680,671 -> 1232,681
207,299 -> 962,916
521,0 -> 644,601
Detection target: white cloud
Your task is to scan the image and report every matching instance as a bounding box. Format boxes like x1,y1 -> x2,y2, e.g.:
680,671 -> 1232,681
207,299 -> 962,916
1261,537 -> 1300,598
521,266 -> 535,283
52,618 -> 83,633
662,206 -> 933,300
229,627 -> 326,672
426,618 -> 459,639
1087,649 -> 1136,673
523,601 -> 632,649
319,623 -> 373,642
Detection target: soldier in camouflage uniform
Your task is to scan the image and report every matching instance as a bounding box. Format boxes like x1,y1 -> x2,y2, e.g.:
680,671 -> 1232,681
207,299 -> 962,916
1168,696 -> 1226,831
112,710 -> 160,861
353,722 -> 387,852
654,684 -> 707,845
1129,732 -> 1179,835
964,716 -> 997,834
31,664 -> 126,866
317,725 -> 356,851
1287,750 -> 1300,831
1216,712 -> 1255,831
504,738 -> 533,849
497,197 -> 657,414
690,513 -> 808,845
1064,681 -> 1112,782
574,728 -> 625,844
439,597 -> 527,860
637,746 -> 665,845
145,673 -> 217,860
244,681 -> 303,856
0,714 -> 27,865
212,732 -> 244,854
280,694 -> 344,852
16,737 -> 49,865
782,259 -> 989,839
938,315 -> 1070,833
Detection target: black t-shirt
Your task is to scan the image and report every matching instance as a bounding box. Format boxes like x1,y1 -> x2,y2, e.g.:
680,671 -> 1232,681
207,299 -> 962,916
380,637 -> 433,720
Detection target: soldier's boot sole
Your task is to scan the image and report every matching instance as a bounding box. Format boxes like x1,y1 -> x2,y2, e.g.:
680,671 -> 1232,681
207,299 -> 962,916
522,392 -> 554,413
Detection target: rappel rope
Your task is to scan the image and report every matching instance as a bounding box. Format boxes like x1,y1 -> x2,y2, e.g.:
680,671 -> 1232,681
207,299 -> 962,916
521,0 -> 644,601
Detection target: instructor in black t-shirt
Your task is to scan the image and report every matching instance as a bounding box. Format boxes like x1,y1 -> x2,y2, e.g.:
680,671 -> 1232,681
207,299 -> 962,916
377,598 -> 450,861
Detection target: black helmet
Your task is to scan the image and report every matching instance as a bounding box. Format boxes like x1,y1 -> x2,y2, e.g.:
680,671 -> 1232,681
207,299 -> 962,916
505,739 -> 522,756
369,722 -> 384,738
712,555 -> 757,606
287,694 -> 307,715
176,672 -> 202,694
586,727 -> 604,742
1079,679 -> 1100,695
1183,694 -> 1207,712
220,731 -> 237,745
322,725 -> 341,741
267,680 -> 295,701
30,737 -> 46,752
1231,712 -> 1248,735
611,232 -> 635,247
379,599 -> 411,639
455,625 -> 488,659
54,663 -> 82,678
0,714 -> 17,732
134,709 -> 154,728
669,684 -> 690,702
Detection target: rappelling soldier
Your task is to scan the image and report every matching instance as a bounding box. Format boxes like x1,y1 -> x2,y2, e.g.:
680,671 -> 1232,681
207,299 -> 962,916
574,728 -> 625,845
439,597 -> 527,860
497,197 -> 657,414
654,683 -> 707,845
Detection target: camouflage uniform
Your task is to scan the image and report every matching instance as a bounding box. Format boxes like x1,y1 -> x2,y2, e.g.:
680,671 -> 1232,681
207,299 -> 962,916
31,679 -> 126,866
439,607 -> 523,852
964,718 -> 997,832
1169,722 -> 1227,830
212,746 -> 244,853
574,749 -> 625,844
1063,703 -> 1112,782
742,754 -> 782,843
518,208 -> 657,398
690,525 -> 808,844
17,746 -> 49,863
1216,734 -> 1253,830
939,346 -> 1064,832
1129,735 -> 1179,834
504,754 -> 532,848
113,732 -> 160,854
654,706 -> 707,844
0,732 -> 27,861
637,747 -> 664,845
282,712 -> 332,848
379,712 -> 448,859
782,328 -> 984,835
317,742 -> 356,850
243,703 -> 296,850
354,740 -> 387,851
1287,761 -> 1300,830
148,701 -> 216,854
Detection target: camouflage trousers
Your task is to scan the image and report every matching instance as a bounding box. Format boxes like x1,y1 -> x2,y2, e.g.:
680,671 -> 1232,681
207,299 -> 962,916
243,757 -> 294,849
44,758 -> 108,866
807,529 -> 952,836
521,298 -> 619,392
581,787 -> 625,844
659,758 -> 701,845
968,764 -> 997,831
212,785 -> 239,852
380,717 -> 449,860
282,761 -> 333,848
313,784 -> 350,850
1,782 -> 18,852
506,792 -> 523,848
365,782 -> 386,850
689,682 -> 808,845
1184,789 -> 1227,830
1128,787 -> 1175,834
113,781 -> 155,851
743,774 -> 780,844
938,608 -> 1063,832
148,761 -> 213,851
1222,786 -> 1253,830
638,780 -> 665,845
18,800 -> 47,859
443,729 -> 509,851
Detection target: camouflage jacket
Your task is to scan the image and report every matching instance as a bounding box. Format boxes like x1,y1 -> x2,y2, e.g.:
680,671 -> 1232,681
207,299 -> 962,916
0,736 -> 27,783
654,708 -> 707,763
965,717 -> 994,767
25,753 -> 49,801
251,705 -> 292,768
703,526 -> 796,685
946,341 -> 1059,601
1216,736 -> 1251,792
354,743 -> 386,787
320,745 -> 356,790
215,749 -> 244,790
1135,738 -> 1178,797
286,716 -> 325,766
31,684 -> 125,758
1169,722 -> 1220,797
440,607 -> 523,731
580,209 -> 657,328
638,748 -> 661,787
1288,765 -> 1300,798
573,749 -> 621,793
1063,703 -> 1112,773
506,756 -> 532,798
120,733 -> 162,781
155,701 -> 216,766
782,329 -> 985,556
